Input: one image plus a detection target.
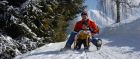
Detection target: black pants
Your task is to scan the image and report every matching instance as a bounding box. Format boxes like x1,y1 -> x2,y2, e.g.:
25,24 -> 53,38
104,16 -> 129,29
74,39 -> 90,50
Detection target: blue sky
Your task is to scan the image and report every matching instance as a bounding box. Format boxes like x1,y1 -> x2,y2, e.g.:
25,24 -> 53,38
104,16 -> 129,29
84,0 -> 97,10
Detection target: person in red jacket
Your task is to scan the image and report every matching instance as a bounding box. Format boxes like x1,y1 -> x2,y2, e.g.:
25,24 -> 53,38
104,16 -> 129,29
74,12 -> 98,35
63,11 -> 102,50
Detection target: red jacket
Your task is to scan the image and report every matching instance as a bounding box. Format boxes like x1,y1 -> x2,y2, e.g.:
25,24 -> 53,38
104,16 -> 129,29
74,19 -> 98,35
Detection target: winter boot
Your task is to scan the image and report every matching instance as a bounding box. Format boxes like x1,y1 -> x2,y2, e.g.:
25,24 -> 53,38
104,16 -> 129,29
96,39 -> 102,50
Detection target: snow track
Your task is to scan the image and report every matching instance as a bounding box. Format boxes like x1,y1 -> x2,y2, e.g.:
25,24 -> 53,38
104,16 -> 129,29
14,38 -> 140,59
14,19 -> 140,59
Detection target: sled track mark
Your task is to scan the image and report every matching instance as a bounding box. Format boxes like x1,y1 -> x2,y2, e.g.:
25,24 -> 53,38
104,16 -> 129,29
98,48 -> 118,59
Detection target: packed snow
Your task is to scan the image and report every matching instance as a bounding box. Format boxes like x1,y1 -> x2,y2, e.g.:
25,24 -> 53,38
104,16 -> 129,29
14,13 -> 140,59
14,28 -> 140,59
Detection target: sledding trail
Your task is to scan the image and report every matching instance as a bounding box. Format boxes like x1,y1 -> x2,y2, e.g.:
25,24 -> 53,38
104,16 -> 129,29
14,38 -> 140,59
14,19 -> 140,59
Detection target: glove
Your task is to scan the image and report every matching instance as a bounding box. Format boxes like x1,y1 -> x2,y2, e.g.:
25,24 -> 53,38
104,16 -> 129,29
89,28 -> 94,33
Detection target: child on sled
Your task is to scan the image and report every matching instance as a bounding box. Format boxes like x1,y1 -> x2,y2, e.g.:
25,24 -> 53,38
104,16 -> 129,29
74,23 -> 92,50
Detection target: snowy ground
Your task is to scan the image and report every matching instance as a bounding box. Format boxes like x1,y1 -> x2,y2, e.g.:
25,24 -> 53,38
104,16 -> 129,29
14,18 -> 140,59
14,39 -> 140,59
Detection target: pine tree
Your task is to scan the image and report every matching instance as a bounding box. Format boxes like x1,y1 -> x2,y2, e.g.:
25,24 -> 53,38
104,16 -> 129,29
0,0 -> 85,59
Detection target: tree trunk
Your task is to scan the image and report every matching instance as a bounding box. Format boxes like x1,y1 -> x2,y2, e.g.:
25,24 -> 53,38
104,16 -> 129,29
116,0 -> 120,23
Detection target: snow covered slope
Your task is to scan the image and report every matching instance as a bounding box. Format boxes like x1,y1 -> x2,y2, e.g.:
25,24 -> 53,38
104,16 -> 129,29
14,18 -> 140,59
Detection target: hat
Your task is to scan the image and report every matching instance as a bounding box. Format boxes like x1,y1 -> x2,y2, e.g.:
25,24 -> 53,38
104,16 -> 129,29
81,11 -> 88,16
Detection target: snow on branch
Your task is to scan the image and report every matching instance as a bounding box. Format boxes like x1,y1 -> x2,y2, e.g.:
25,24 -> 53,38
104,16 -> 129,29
116,0 -> 140,8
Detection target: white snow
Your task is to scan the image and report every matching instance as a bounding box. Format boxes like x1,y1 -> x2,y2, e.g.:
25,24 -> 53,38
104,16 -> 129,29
14,17 -> 140,59
89,9 -> 114,28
